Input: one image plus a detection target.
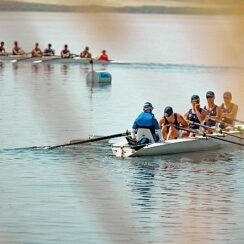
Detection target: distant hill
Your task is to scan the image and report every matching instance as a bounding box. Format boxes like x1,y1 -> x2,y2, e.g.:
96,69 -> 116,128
0,1 -> 244,15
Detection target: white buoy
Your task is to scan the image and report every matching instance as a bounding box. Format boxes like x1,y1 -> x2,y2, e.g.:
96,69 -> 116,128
86,59 -> 112,83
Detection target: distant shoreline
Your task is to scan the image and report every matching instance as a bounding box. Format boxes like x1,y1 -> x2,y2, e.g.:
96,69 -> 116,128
0,1 -> 244,15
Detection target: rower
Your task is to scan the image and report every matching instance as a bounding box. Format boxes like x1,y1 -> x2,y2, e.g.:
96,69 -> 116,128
80,46 -> 92,58
159,106 -> 188,140
31,42 -> 43,57
131,102 -> 163,143
184,95 -> 207,136
61,44 -> 71,58
203,91 -> 222,129
97,50 -> 109,61
0,41 -> 8,56
220,91 -> 238,128
43,43 -> 55,56
12,41 -> 25,55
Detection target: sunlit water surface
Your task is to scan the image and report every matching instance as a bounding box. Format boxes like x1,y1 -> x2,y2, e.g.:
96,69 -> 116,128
0,12 -> 244,243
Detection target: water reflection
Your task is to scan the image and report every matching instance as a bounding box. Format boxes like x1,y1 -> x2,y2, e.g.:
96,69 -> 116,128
31,63 -> 39,74
60,64 -> 69,75
0,62 -> 5,73
130,162 -> 159,207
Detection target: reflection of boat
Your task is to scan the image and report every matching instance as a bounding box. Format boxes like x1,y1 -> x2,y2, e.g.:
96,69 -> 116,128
0,55 -> 119,65
112,128 -> 244,158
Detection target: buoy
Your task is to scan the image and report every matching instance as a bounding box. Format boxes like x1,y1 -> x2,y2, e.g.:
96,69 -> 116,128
86,59 -> 112,83
86,70 -> 112,83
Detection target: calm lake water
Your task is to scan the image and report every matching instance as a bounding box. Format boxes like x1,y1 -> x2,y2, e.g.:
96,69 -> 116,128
0,12 -> 244,243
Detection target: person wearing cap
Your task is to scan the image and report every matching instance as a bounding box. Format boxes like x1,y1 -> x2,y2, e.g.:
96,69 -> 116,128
159,106 -> 188,140
97,50 -> 109,61
131,102 -> 163,142
204,91 -> 222,127
61,44 -> 71,58
43,43 -> 55,56
0,41 -> 8,56
31,42 -> 43,57
220,91 -> 238,127
184,95 -> 207,136
80,46 -> 92,58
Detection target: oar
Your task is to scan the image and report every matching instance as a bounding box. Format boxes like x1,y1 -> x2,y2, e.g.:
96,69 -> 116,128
175,125 -> 244,147
11,56 -> 33,63
48,130 -> 130,149
10,52 -> 32,63
188,121 -> 244,140
234,118 -> 244,124
33,56 -> 61,64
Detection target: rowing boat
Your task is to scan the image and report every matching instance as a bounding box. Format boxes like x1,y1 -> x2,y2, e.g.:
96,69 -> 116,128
0,55 -> 118,64
112,127 -> 244,157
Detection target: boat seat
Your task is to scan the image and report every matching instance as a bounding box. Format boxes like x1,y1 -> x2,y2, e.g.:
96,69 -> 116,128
136,128 -> 155,143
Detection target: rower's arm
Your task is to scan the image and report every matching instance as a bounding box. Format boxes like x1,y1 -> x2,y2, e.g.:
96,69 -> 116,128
222,104 -> 238,119
158,117 -> 164,127
183,111 -> 189,121
196,108 -> 207,122
178,114 -> 188,128
214,106 -> 222,120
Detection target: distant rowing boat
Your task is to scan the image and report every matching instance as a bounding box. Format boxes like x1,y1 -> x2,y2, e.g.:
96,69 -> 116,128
112,127 -> 244,157
0,55 -> 121,64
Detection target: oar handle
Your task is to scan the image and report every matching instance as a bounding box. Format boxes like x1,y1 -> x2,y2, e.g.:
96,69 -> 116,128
188,120 -> 243,140
176,125 -> 244,146
234,118 -> 244,124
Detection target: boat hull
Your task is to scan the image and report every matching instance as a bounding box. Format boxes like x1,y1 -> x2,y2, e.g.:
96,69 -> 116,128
0,56 -> 113,64
112,131 -> 244,157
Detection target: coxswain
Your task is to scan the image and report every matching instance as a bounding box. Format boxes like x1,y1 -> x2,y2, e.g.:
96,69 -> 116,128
159,106 -> 188,140
131,102 -> 163,143
12,41 -> 25,55
43,43 -> 55,56
220,91 -> 238,128
97,50 -> 109,61
80,46 -> 92,58
61,44 -> 71,58
31,42 -> 43,57
184,95 -> 207,136
203,91 -> 222,128
0,41 -> 8,56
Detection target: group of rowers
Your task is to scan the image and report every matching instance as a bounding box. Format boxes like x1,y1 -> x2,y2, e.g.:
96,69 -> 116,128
0,41 -> 109,60
131,91 -> 238,142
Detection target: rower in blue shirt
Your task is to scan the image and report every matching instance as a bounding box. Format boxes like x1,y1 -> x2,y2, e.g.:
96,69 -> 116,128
131,102 -> 163,142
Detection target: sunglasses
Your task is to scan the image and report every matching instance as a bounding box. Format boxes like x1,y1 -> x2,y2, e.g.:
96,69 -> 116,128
206,96 -> 213,99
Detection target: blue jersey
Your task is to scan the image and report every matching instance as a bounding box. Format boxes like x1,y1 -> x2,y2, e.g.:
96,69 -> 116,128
132,112 -> 160,131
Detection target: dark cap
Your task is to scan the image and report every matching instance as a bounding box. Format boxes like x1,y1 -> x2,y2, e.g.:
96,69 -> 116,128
143,102 -> 154,109
191,95 -> 200,101
206,91 -> 215,97
164,106 -> 173,117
